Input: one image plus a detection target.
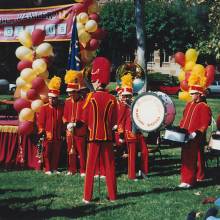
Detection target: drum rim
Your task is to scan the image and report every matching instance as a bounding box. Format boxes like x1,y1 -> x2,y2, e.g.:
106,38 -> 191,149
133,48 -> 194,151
131,92 -> 166,132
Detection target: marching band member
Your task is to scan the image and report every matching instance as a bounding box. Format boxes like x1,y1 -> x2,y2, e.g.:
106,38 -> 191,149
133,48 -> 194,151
63,70 -> 87,176
179,85 -> 212,188
38,76 -> 64,175
82,57 -> 117,203
120,74 -> 149,180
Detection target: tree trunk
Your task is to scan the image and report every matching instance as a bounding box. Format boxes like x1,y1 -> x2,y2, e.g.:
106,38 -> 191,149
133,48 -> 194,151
134,0 -> 147,91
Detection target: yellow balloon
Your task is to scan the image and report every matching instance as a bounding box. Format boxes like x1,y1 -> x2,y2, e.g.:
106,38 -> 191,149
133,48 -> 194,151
20,68 -> 36,82
32,59 -> 47,74
178,91 -> 192,102
75,0 -> 83,2
15,46 -> 33,61
88,2 -> 99,14
78,30 -> 91,46
38,70 -> 49,79
178,69 -> 185,82
31,99 -> 44,112
184,61 -> 195,71
80,49 -> 96,63
77,12 -> 89,24
20,89 -> 28,99
19,108 -> 35,122
18,31 -> 32,48
36,43 -> 53,57
192,64 -> 205,77
185,48 -> 198,63
77,22 -> 85,32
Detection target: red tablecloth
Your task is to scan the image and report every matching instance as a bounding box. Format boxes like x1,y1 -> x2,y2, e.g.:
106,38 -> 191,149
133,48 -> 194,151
0,118 -> 38,169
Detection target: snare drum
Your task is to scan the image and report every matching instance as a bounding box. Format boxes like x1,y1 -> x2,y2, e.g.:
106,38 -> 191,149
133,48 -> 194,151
208,132 -> 220,150
132,92 -> 176,132
163,126 -> 188,143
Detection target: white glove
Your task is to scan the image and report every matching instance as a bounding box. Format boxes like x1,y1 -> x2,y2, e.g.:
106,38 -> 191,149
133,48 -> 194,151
119,138 -> 125,143
112,125 -> 118,131
189,132 -> 197,140
67,123 -> 76,132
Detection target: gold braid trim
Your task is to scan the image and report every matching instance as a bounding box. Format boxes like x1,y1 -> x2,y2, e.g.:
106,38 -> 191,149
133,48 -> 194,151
0,125 -> 18,133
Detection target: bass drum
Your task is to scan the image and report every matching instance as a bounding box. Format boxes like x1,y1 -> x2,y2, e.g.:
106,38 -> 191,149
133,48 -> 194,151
132,91 -> 176,132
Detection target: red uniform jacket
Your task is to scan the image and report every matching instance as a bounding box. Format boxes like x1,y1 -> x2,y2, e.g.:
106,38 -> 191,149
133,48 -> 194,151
63,97 -> 87,137
180,101 -> 212,133
38,103 -> 64,141
83,90 -> 117,141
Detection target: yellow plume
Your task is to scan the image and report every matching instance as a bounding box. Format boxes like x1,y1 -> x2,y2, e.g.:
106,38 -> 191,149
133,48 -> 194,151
121,73 -> 133,88
64,70 -> 82,84
48,76 -> 61,90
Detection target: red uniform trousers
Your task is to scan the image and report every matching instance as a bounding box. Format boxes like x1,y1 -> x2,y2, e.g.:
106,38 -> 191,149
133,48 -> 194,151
66,133 -> 86,174
83,142 -> 117,201
127,135 -> 149,179
43,140 -> 61,172
181,137 -> 204,185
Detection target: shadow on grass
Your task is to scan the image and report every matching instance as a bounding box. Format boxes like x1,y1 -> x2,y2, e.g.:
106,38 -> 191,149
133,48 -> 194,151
0,199 -> 132,219
0,188 -> 32,194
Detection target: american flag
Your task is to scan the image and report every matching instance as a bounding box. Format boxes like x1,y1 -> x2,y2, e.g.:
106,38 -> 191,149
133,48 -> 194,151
67,17 -> 82,71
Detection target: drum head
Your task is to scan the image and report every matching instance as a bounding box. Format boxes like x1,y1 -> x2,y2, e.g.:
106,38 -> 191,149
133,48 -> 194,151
132,92 -> 165,132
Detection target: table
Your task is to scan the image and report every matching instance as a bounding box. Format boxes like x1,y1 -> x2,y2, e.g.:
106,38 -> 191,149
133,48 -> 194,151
0,117 -> 38,169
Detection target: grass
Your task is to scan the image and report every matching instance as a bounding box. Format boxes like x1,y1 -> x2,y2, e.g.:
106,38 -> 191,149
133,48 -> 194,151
1,96 -> 220,219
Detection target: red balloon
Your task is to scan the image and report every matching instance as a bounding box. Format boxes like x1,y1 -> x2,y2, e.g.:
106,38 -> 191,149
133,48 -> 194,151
206,65 -> 215,86
13,98 -> 31,112
90,28 -> 106,40
73,3 -> 87,14
18,121 -> 34,135
180,79 -> 189,91
84,0 -> 93,7
17,60 -> 32,72
86,39 -> 100,50
89,13 -> 100,23
174,52 -> 185,67
32,77 -> 45,92
27,89 -> 39,100
31,29 -> 46,46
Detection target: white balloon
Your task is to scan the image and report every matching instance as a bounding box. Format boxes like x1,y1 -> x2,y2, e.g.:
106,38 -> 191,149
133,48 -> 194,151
36,43 -> 53,57
16,77 -> 26,88
15,46 -> 33,61
20,68 -> 36,82
32,59 -> 47,74
31,99 -> 44,112
85,20 -> 98,33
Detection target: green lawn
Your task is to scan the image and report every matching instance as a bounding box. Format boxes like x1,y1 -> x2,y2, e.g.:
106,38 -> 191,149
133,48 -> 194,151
0,96 -> 220,219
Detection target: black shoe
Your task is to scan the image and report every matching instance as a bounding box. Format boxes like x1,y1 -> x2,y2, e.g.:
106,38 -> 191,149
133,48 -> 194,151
186,210 -> 196,220
203,207 -> 218,220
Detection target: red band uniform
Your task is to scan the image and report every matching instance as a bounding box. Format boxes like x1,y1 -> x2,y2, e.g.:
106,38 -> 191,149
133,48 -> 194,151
179,85 -> 211,186
63,70 -> 87,175
118,74 -> 149,180
82,57 -> 117,202
38,76 -> 64,174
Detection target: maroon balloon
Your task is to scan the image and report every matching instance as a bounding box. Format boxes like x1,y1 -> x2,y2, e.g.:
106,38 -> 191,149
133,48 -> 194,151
91,28 -> 105,40
32,29 -> 46,46
17,60 -> 32,72
18,121 -> 34,135
86,39 -> 99,50
206,65 -> 215,86
174,52 -> 185,67
13,98 -> 31,112
84,0 -> 93,7
180,79 -> 189,91
73,3 -> 87,14
27,89 -> 39,100
32,77 -> 45,92
89,13 -> 100,23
